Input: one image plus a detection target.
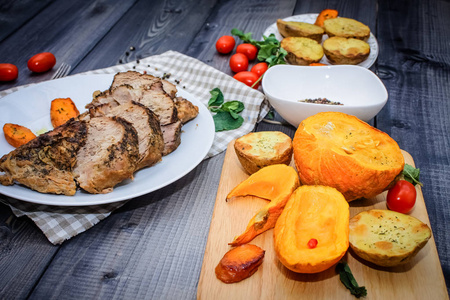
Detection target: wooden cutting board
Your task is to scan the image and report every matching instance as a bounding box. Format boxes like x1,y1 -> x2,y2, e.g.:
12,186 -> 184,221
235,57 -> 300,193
197,140 -> 448,299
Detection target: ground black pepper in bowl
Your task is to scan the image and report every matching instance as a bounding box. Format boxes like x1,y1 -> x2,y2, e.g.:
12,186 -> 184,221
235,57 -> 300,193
298,98 -> 343,105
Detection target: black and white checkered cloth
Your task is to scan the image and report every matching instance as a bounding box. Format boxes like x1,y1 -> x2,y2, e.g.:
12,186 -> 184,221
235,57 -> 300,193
0,51 -> 269,244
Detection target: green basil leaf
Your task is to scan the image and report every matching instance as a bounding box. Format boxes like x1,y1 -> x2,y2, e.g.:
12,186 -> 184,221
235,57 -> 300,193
403,164 -> 423,186
257,44 -> 278,61
231,28 -> 254,44
221,100 -> 244,114
213,111 -> 244,132
336,262 -> 367,298
208,87 -> 224,107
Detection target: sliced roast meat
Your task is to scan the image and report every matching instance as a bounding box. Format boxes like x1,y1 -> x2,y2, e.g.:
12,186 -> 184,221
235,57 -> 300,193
174,96 -> 199,124
161,120 -> 182,155
73,116 -> 139,194
112,71 -> 177,98
87,82 -> 178,126
89,101 -> 164,170
86,84 -> 137,110
112,70 -> 158,90
140,82 -> 178,125
0,119 -> 87,195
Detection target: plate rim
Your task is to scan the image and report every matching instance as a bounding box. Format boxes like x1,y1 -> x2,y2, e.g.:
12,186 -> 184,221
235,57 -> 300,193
262,13 -> 379,69
0,73 -> 215,206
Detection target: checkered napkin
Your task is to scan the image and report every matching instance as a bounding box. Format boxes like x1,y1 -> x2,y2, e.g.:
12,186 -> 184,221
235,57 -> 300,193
0,50 -> 270,244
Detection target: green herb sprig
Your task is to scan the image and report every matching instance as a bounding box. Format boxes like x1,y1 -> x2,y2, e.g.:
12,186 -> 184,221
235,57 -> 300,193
208,88 -> 245,132
231,29 -> 287,67
403,164 -> 423,186
336,261 -> 367,298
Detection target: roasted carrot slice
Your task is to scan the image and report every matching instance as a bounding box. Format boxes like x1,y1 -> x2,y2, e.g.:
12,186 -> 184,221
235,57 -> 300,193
3,123 -> 36,147
215,244 -> 265,283
309,62 -> 328,66
314,9 -> 338,27
50,97 -> 80,128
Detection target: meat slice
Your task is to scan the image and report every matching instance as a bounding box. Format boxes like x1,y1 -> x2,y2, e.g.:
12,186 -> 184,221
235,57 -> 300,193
112,71 -> 178,98
73,116 -> 139,194
0,120 -> 87,195
87,82 -> 178,126
161,120 -> 182,155
140,82 -> 178,125
89,101 -> 164,170
174,96 -> 199,124
86,84 -> 137,110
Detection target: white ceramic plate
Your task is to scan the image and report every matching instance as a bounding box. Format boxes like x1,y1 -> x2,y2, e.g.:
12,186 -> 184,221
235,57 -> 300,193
0,74 -> 215,206
263,14 -> 379,68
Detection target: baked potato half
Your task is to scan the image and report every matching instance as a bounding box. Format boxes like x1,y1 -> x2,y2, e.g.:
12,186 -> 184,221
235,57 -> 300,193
276,19 -> 324,43
323,36 -> 370,65
281,37 -> 324,65
234,131 -> 293,174
349,209 -> 431,267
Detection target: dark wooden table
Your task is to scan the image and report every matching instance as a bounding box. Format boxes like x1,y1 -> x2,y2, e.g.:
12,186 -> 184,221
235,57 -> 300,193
0,0 -> 448,298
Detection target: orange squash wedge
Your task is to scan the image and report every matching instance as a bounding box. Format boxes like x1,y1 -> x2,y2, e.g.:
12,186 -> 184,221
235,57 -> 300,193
226,164 -> 300,246
274,185 -> 349,273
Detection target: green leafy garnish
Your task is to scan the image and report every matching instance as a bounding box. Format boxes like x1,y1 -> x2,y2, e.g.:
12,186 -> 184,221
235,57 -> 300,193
208,88 -> 245,132
208,87 -> 225,108
231,29 -> 287,67
403,164 -> 423,186
336,261 -> 367,298
230,28 -> 254,43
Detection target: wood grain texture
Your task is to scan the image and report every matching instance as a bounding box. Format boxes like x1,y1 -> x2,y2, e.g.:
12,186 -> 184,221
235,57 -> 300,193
0,0 -> 53,42
374,0 -> 450,291
0,0 -> 137,90
198,141 -> 448,299
74,0 -> 218,73
0,210 -> 58,299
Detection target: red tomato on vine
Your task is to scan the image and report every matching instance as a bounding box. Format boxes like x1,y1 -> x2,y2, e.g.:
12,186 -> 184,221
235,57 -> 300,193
386,180 -> 417,214
236,43 -> 258,60
216,36 -> 236,54
233,71 -> 260,88
250,62 -> 268,77
229,53 -> 249,73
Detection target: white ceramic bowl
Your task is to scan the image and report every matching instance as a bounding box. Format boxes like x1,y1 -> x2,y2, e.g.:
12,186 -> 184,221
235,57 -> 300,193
262,65 -> 388,128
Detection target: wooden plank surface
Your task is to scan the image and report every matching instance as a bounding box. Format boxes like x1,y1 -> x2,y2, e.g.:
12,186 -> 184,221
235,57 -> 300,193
375,0 -> 450,292
198,141 -> 448,299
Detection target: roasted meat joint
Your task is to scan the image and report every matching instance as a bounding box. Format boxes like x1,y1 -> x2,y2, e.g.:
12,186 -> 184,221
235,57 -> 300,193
0,71 -> 199,195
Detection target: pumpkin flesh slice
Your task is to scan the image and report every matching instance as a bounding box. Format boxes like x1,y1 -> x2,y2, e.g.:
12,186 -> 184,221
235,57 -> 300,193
274,185 -> 349,273
227,164 -> 300,246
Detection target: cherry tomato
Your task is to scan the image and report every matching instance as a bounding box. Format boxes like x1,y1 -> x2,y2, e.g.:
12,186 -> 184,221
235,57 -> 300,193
229,53 -> 249,73
250,62 -> 268,77
0,63 -> 19,82
216,35 -> 236,54
233,71 -> 260,89
27,52 -> 56,73
236,43 -> 258,60
386,180 -> 417,214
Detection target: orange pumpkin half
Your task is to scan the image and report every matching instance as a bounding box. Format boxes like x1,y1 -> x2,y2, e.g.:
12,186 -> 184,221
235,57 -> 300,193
274,185 -> 349,273
293,112 -> 404,201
